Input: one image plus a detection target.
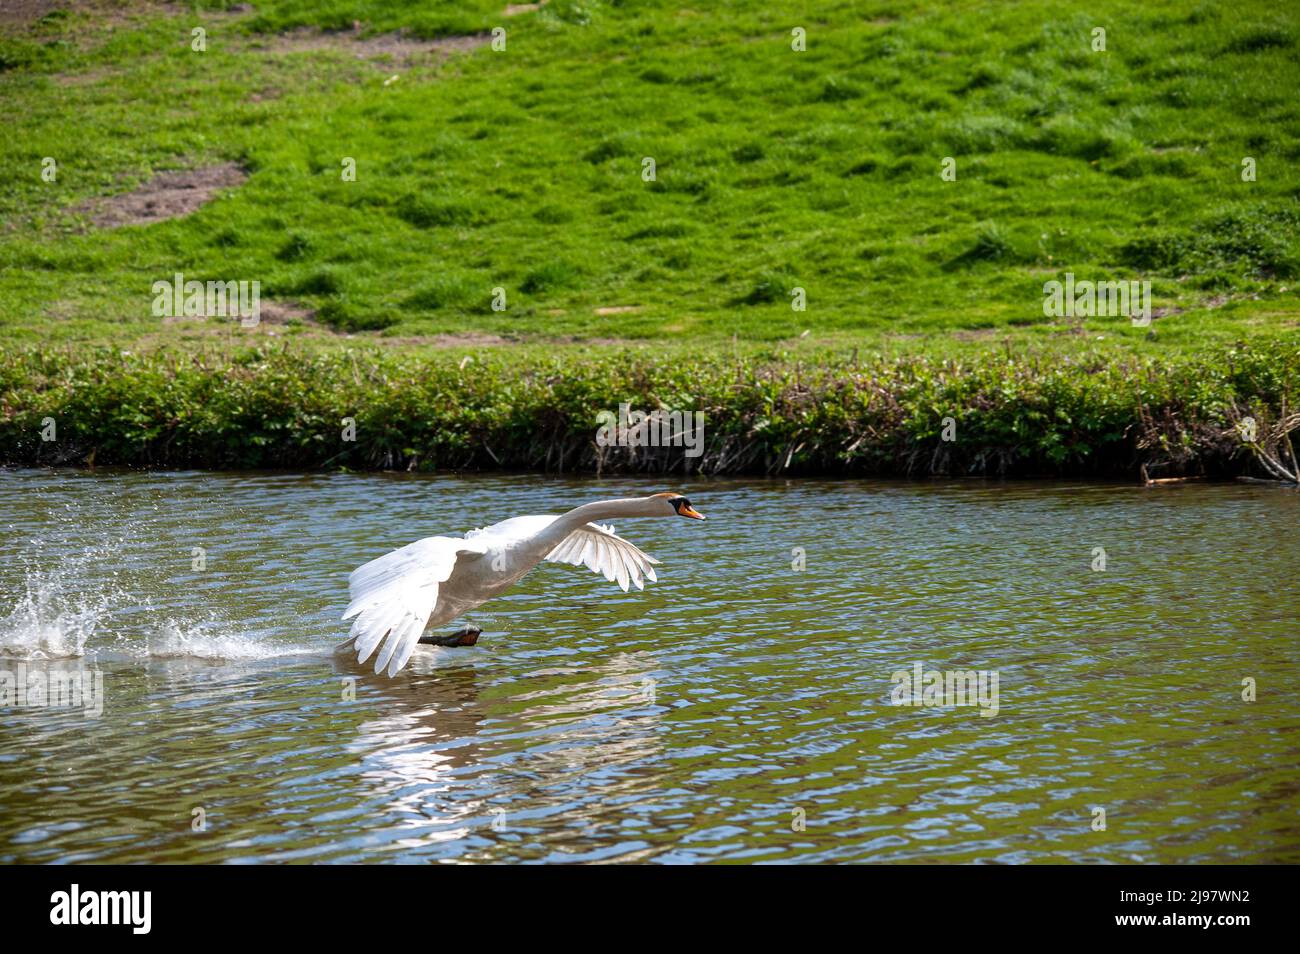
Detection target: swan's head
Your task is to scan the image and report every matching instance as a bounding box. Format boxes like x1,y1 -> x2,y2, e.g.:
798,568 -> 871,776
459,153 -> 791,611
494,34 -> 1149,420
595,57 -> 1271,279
652,492 -> 705,520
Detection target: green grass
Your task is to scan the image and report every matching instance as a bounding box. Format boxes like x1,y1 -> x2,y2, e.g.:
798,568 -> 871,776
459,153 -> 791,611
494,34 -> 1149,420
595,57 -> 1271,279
1,0 -> 1297,352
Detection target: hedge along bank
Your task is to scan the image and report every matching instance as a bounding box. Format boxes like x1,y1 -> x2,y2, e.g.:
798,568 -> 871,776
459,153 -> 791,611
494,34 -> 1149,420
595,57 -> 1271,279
1,342 -> 1297,478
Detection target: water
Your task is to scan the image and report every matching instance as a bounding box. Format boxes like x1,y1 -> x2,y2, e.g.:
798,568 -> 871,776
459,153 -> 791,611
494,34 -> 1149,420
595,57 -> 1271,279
1,468 -> 1296,864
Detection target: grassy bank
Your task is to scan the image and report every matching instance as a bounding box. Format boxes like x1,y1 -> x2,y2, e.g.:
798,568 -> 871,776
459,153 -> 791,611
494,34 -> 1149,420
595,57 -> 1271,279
3,341 -> 1297,478
3,1 -> 1298,479
1,0 -> 1298,349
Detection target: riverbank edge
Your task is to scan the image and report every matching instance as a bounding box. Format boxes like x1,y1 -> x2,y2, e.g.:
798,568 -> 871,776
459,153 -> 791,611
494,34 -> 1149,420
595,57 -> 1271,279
2,342 -> 1297,480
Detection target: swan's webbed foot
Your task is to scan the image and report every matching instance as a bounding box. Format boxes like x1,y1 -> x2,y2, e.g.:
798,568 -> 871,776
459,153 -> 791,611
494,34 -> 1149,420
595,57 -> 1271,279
419,625 -> 481,647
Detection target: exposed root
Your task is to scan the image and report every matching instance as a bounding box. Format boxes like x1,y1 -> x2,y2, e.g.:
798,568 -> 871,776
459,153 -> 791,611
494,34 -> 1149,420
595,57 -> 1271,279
1228,399 -> 1300,484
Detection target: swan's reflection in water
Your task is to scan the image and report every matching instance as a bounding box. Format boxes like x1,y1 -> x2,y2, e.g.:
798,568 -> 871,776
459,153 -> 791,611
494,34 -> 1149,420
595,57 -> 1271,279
333,650 -> 665,861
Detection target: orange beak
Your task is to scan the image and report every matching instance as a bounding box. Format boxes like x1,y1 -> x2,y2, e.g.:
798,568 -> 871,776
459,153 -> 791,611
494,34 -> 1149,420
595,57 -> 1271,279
679,504 -> 706,520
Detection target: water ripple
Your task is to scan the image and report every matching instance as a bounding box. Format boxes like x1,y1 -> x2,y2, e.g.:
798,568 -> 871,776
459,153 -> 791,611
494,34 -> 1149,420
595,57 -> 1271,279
0,469 -> 1297,862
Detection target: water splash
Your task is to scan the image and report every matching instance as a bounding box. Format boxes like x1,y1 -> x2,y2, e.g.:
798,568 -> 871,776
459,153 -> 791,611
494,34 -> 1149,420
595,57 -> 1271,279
150,619 -> 317,661
1,477 -> 324,664
0,565 -> 115,659
0,569 -> 316,662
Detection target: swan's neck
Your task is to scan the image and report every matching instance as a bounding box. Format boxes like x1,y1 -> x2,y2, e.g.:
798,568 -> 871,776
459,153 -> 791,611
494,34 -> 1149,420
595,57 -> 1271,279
535,498 -> 661,549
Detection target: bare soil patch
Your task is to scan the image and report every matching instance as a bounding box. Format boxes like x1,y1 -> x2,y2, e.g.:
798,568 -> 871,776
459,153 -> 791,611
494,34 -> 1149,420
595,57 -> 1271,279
950,327 -> 1002,341
253,301 -> 316,325
55,66 -> 126,87
366,332 -> 642,349
244,27 -> 491,66
379,332 -> 515,347
6,1 -> 188,40
0,0 -> 64,28
159,299 -> 317,329
77,162 -> 247,229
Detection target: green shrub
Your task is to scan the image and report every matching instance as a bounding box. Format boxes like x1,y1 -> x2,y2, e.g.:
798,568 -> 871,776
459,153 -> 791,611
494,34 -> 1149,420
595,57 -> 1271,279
2,342 -> 1294,478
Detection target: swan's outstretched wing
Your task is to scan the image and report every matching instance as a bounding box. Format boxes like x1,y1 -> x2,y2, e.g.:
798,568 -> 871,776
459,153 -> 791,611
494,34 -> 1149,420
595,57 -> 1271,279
544,522 -> 661,592
341,535 -> 487,676
467,515 -> 659,590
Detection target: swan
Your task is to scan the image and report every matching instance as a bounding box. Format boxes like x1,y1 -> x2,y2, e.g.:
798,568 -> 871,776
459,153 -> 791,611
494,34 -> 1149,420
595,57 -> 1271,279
337,492 -> 706,676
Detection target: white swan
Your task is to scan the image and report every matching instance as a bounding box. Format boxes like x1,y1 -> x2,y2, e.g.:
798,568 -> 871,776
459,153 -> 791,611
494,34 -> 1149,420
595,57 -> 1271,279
338,492 -> 706,676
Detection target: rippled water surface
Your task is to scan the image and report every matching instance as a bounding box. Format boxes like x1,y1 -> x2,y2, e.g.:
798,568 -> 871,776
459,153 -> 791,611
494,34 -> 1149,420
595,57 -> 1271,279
1,469 -> 1297,863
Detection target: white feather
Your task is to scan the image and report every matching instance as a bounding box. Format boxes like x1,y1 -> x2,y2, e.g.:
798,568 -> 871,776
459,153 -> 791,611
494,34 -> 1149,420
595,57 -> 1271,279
543,522 -> 660,594
341,536 -> 485,674
340,513 -> 665,677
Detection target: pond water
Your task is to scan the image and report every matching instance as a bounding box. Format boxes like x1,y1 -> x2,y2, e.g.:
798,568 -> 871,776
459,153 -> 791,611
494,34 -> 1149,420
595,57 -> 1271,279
0,469 -> 1296,863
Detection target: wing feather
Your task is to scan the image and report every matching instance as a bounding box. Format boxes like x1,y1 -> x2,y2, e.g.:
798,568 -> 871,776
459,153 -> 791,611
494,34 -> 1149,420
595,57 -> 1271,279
544,522 -> 660,593
343,520 -> 661,677
340,535 -> 486,676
